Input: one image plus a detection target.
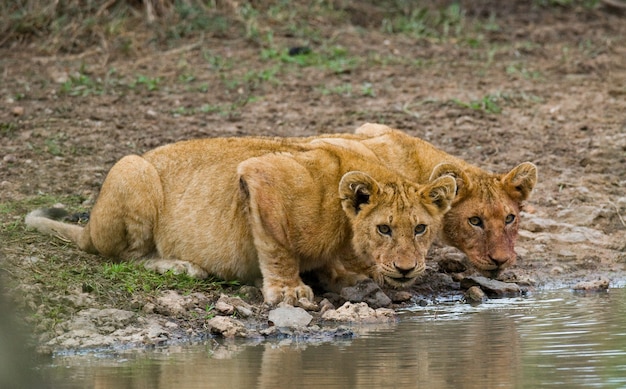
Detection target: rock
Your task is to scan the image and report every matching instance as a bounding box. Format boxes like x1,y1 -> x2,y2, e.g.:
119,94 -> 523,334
155,290 -> 188,316
438,253 -> 468,273
321,302 -> 396,323
11,106 -> 24,116
460,275 -> 521,297
387,290 -> 412,303
43,308 -> 177,351
296,297 -> 319,311
550,266 -> 565,275
319,298 -> 335,315
465,286 -> 487,303
557,250 -> 578,261
268,306 -> 312,328
340,279 -> 391,308
217,294 -> 255,317
573,277 -> 610,291
215,300 -> 235,315
142,303 -> 156,314
235,305 -> 254,318
237,285 -> 264,302
206,316 -> 248,338
60,292 -> 94,309
3,154 -> 17,163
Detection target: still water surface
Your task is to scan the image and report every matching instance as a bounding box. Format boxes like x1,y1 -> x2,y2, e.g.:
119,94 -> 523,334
42,288 -> 626,388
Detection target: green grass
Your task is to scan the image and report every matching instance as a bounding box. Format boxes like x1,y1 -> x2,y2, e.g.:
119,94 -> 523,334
100,262 -> 237,295
449,90 -> 544,115
451,94 -> 503,114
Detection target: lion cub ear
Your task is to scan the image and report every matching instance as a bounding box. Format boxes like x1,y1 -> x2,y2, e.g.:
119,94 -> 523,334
339,171 -> 380,216
501,162 -> 538,202
429,162 -> 472,199
421,175 -> 457,213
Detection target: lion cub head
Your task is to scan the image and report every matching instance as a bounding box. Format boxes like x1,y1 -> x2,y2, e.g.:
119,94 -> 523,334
339,172 -> 456,288
430,162 -> 538,277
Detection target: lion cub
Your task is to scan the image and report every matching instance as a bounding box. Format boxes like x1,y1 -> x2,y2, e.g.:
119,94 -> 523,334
25,138 -> 456,306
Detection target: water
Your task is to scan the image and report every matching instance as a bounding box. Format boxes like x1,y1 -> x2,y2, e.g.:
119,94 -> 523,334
40,288 -> 626,388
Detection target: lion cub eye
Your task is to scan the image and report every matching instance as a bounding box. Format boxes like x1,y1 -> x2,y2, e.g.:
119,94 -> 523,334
505,214 -> 516,224
468,216 -> 483,227
414,224 -> 427,236
377,225 -> 392,236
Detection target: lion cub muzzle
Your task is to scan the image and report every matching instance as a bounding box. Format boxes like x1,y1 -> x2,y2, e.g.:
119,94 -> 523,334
379,259 -> 425,288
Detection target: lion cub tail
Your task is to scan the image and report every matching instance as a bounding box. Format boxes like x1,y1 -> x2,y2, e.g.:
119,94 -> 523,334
25,208 -> 91,250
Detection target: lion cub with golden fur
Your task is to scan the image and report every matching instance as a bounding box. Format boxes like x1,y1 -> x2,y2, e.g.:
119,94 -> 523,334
26,138 -> 455,306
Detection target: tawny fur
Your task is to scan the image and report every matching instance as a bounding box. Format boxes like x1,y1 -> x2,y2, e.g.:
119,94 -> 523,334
326,123 -> 538,276
25,138 -> 456,306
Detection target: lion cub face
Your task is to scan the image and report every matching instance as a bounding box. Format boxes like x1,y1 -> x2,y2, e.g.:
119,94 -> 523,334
431,162 -> 538,276
340,172 -> 457,288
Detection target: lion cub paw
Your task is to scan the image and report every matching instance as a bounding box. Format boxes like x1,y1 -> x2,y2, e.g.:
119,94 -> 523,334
264,282 -> 314,307
142,259 -> 209,279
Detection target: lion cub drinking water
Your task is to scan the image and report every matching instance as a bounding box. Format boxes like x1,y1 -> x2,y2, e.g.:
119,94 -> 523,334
26,137 -> 456,306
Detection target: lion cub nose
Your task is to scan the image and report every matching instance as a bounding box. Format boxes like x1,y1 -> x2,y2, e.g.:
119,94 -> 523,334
489,256 -> 510,266
394,262 -> 416,276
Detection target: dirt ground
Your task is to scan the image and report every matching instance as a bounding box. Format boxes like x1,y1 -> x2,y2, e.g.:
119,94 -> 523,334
1,1 -> 626,354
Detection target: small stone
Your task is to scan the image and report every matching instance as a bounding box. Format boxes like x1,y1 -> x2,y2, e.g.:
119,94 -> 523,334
3,154 -> 17,163
321,302 -> 396,323
438,255 -> 468,273
215,301 -> 235,315
297,297 -> 318,311
237,285 -> 263,302
319,298 -> 335,315
217,294 -> 255,317
11,106 -> 24,116
235,305 -> 253,318
268,306 -> 312,328
155,290 -> 187,316
460,275 -> 521,297
550,266 -> 565,275
465,286 -> 487,303
206,316 -> 247,338
142,303 -> 155,314
573,277 -> 610,291
164,321 -> 178,329
145,109 -> 157,119
387,290 -> 412,303
340,279 -> 391,308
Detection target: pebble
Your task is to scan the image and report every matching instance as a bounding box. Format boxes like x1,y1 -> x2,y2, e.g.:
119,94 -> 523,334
3,154 -> 17,163
387,290 -> 412,303
465,286 -> 487,303
206,316 -> 248,338
340,279 -> 391,308
572,277 -> 610,291
321,302 -> 396,323
268,306 -> 313,328
215,301 -> 235,315
460,275 -> 521,297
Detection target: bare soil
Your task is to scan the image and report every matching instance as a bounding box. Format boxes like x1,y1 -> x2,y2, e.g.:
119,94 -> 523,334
1,1 -> 625,354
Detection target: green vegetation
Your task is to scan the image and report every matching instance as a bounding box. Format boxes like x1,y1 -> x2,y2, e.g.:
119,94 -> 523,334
449,91 -> 544,115
6,1 -> 574,122
1,0 -> 602,55
451,94 -> 504,114
100,262 -> 236,295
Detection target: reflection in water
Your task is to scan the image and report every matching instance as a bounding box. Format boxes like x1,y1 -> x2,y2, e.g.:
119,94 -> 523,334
43,288 -> 626,388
